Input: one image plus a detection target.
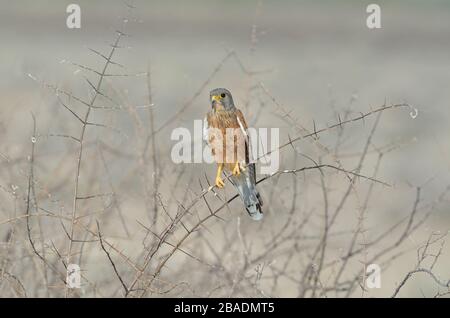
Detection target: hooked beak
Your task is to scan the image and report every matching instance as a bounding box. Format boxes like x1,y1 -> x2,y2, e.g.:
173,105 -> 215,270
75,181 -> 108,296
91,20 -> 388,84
211,95 -> 221,103
211,95 -> 222,110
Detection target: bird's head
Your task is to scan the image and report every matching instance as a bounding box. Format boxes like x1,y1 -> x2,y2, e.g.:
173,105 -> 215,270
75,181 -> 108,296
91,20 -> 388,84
210,88 -> 235,111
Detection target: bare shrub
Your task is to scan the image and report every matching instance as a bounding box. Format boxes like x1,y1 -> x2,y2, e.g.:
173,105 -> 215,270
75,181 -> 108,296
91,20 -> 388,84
0,5 -> 448,298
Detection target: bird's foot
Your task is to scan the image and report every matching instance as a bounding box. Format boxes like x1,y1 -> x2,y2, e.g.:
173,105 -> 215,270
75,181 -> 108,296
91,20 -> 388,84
232,163 -> 241,176
215,176 -> 225,188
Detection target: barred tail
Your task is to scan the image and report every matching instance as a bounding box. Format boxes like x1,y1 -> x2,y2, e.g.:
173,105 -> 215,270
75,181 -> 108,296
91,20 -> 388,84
230,172 -> 263,221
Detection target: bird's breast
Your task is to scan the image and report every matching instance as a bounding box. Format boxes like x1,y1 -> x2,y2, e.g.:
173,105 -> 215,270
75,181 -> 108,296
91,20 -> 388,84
207,110 -> 239,130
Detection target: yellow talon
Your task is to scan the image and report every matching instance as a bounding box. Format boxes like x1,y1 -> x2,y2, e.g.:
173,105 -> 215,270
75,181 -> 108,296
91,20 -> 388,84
232,162 -> 241,176
215,176 -> 225,188
215,163 -> 225,188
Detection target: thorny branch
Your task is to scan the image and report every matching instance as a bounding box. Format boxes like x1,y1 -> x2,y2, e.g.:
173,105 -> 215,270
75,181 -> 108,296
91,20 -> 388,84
1,5 -> 448,298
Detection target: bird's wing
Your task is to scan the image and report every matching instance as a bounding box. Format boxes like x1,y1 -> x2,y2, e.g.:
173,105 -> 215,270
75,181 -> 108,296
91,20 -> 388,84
235,109 -> 256,184
230,109 -> 263,220
235,109 -> 249,162
236,109 -> 248,134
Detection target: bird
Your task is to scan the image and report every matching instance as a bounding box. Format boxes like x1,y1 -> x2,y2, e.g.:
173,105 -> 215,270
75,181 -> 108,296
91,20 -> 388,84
203,88 -> 264,221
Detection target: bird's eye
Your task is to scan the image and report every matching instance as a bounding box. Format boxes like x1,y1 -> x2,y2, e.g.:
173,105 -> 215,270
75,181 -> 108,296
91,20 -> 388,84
220,93 -> 226,98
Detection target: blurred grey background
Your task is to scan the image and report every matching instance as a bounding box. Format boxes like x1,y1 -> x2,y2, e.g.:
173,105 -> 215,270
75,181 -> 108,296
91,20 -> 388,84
2,0 -> 450,183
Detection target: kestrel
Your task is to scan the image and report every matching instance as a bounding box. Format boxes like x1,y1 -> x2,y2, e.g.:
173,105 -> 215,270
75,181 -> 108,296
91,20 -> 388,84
203,88 -> 264,220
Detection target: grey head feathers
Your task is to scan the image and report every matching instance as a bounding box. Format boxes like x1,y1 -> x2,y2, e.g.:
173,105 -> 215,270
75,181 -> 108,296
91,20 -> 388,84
210,88 -> 235,110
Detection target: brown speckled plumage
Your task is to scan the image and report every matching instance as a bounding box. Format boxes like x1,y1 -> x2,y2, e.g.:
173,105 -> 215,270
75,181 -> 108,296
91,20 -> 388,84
205,88 -> 263,220
206,109 -> 248,171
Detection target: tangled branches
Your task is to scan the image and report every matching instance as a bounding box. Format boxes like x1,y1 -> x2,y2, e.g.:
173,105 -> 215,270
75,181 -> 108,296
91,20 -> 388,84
0,6 -> 448,299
